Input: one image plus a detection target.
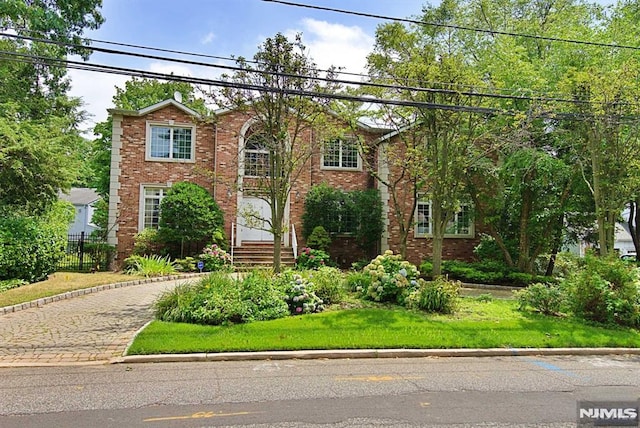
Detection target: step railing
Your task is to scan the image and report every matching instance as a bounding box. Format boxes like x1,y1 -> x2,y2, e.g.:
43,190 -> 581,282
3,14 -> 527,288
291,223 -> 298,261
230,222 -> 235,265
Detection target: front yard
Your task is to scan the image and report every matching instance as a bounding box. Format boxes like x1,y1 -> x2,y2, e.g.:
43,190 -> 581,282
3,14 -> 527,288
127,298 -> 640,355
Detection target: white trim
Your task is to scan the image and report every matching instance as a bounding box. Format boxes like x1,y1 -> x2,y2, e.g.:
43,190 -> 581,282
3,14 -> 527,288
145,121 -> 196,163
109,99 -> 202,119
413,199 -> 475,239
320,136 -> 362,171
107,115 -> 123,247
138,184 -> 171,232
378,144 -> 390,252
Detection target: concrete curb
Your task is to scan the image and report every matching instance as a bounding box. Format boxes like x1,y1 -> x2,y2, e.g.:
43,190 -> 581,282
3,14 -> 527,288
111,347 -> 640,365
0,273 -> 210,315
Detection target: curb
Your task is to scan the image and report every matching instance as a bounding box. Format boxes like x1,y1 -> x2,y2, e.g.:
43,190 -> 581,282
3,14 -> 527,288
111,347 -> 640,365
0,273 -> 210,315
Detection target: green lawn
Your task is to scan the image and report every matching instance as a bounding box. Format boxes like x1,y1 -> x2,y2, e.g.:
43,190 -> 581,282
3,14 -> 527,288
127,299 -> 640,355
0,272 -> 142,308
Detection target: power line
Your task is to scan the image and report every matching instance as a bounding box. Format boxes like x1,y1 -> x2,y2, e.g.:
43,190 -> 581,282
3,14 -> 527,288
0,49 -> 506,116
0,32 -> 598,107
263,0 -> 640,51
5,49 -> 639,124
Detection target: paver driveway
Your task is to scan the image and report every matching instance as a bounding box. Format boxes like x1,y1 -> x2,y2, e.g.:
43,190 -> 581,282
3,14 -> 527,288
0,278 -> 189,366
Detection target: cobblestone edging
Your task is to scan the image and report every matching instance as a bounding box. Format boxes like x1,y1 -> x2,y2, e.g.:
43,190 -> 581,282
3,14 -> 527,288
0,273 -> 210,316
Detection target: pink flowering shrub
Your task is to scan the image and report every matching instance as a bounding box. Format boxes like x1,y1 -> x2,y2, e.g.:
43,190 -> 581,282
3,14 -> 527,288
295,247 -> 330,270
199,244 -> 232,272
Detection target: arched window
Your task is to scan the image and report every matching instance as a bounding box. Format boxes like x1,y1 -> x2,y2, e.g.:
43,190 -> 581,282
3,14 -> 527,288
244,125 -> 271,177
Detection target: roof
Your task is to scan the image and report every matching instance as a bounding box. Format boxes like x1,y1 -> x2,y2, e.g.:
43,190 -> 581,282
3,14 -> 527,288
59,188 -> 101,206
108,99 -> 202,119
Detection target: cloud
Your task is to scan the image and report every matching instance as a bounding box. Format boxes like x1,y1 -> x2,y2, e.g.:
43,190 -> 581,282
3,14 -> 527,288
148,61 -> 195,77
67,66 -> 128,135
201,31 -> 215,45
295,18 -> 374,74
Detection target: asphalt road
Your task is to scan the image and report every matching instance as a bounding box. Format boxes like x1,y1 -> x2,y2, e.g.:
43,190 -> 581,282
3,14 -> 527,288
2,354 -> 639,427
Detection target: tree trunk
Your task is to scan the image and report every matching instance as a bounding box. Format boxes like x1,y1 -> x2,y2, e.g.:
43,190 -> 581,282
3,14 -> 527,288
431,202 -> 444,277
629,200 -> 640,260
517,183 -> 533,273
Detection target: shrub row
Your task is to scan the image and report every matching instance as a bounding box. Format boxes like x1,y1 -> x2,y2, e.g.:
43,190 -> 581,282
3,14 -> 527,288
419,259 -> 554,287
516,254 -> 640,328
154,267 -> 348,325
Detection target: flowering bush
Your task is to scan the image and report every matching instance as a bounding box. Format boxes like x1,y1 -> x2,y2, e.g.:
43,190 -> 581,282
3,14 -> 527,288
360,250 -> 419,304
295,247 -> 330,270
199,244 -> 232,272
283,273 -> 324,315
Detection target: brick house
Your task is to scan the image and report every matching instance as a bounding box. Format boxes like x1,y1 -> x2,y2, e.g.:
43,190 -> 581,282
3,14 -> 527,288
107,99 -> 481,268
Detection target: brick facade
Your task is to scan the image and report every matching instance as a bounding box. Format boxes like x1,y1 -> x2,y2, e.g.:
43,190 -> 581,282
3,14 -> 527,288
108,99 -> 483,268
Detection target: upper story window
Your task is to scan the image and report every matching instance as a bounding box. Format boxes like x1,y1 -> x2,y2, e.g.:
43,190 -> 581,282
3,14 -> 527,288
415,199 -> 473,238
322,137 -> 360,170
146,123 -> 195,162
244,127 -> 271,177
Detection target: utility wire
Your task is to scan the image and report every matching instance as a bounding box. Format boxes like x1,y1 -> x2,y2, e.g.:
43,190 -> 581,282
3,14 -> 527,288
5,49 -> 638,123
1,32 -> 598,107
1,49 -> 506,116
263,0 -> 640,51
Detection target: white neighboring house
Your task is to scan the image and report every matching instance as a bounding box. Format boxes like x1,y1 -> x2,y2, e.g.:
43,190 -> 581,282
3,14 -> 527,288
59,188 -> 101,236
615,222 -> 636,256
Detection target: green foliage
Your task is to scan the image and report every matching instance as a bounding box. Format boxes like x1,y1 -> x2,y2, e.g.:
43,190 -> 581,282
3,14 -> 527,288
0,104 -> 86,213
302,183 -> 351,237
351,189 -> 384,253
174,257 -> 197,273
82,242 -> 115,270
566,254 -> 639,327
306,225 -> 331,252
302,184 -> 383,253
300,266 -> 346,305
515,283 -> 566,316
360,250 -> 420,304
0,278 -> 27,293
407,277 -> 460,314
474,293 -> 494,303
295,247 -> 330,270
345,270 -> 372,293
419,258 -> 553,287
132,228 -> 162,256
282,273 -> 324,315
124,255 -> 177,277
89,198 -> 109,240
157,182 -> 225,254
154,271 -> 289,325
0,201 -> 74,282
198,244 -> 232,272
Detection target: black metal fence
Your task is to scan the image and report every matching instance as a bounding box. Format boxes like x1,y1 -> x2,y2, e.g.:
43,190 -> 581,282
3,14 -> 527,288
57,232 -> 114,272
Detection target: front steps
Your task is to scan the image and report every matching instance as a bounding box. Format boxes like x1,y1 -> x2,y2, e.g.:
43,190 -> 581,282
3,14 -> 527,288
231,242 -> 296,270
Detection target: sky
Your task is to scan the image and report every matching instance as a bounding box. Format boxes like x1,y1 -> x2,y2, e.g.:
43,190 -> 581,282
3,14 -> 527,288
68,0 -> 428,134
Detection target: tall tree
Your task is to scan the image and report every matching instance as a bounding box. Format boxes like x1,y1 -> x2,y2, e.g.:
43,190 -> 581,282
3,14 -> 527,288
457,0 -> 604,267
0,0 -> 104,212
216,33 -> 338,273
365,1 -> 488,276
0,0 -> 104,119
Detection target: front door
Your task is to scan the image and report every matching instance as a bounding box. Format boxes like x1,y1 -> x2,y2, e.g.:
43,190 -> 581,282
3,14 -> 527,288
238,197 -> 273,242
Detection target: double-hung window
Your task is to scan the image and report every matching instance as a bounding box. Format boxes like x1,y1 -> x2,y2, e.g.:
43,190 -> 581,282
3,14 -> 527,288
415,199 -> 473,237
322,137 -> 360,170
147,123 -> 195,161
140,187 -> 168,230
